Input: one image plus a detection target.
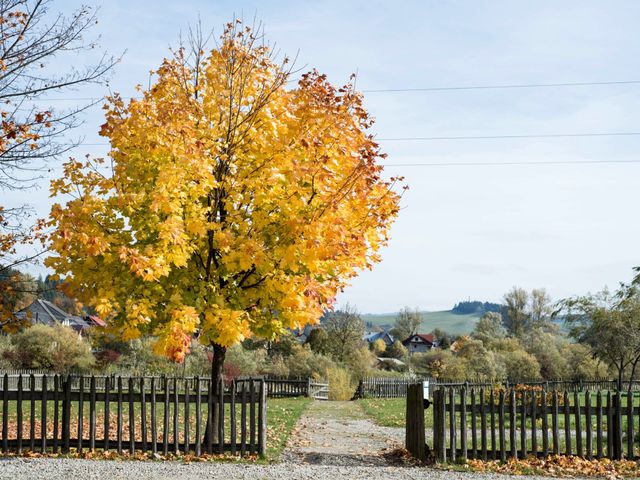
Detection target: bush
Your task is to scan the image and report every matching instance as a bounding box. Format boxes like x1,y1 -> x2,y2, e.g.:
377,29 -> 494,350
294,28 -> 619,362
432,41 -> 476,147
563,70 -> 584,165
327,366 -> 355,400
386,340 -> 408,360
345,346 -> 377,379
7,324 -> 95,373
498,349 -> 541,381
285,344 -> 336,379
370,338 -> 386,355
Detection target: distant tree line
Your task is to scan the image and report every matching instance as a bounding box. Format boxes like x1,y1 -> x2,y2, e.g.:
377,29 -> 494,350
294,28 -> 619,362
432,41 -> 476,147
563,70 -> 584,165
452,300 -> 502,315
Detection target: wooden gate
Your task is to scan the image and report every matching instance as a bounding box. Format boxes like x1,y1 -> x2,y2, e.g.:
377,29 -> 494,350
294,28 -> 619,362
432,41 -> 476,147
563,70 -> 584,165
309,381 -> 329,400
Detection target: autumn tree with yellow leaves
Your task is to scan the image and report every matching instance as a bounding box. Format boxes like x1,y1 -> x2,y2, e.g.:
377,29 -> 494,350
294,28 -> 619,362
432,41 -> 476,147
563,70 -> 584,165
47,22 -> 402,393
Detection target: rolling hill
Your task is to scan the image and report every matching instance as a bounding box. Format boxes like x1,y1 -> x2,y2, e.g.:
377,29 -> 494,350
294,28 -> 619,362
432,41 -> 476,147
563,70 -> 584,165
361,310 -> 483,335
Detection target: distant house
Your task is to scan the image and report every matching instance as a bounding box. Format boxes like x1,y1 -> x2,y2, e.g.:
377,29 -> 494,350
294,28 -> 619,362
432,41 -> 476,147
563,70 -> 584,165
363,330 -> 395,347
292,324 -> 314,344
402,333 -> 437,355
14,298 -> 89,334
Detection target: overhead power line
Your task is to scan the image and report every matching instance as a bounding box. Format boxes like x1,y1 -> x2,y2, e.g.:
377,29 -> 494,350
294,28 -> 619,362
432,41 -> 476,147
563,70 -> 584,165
63,132 -> 640,148
19,79 -> 640,102
378,132 -> 640,141
381,159 -> 640,167
363,80 -> 640,93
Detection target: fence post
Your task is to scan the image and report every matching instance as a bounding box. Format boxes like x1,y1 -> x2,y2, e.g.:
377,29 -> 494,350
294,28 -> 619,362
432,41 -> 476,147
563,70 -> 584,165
405,383 -> 427,461
258,379 -> 267,456
62,375 -> 71,453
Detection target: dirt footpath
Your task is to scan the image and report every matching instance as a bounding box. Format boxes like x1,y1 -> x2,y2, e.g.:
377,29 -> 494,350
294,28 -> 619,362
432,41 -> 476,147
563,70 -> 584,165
281,400 -> 409,466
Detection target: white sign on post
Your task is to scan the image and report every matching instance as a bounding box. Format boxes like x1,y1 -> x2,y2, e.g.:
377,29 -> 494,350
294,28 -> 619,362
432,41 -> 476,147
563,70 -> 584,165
423,380 -> 430,399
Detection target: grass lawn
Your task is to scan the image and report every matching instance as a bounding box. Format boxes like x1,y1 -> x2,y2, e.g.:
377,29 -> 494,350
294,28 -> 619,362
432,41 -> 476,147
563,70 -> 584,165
358,397 -> 433,429
264,397 -> 311,460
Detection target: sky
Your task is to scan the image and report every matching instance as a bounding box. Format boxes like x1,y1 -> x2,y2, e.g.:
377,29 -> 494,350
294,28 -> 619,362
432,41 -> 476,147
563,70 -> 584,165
5,0 -> 640,313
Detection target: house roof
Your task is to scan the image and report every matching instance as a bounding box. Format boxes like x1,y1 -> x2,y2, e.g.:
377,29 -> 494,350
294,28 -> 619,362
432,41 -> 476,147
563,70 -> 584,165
15,298 -> 88,330
402,333 -> 435,345
363,331 -> 395,344
86,315 -> 106,327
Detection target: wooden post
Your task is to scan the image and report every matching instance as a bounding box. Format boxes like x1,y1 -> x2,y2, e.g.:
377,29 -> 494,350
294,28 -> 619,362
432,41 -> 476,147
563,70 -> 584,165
77,376 -> 84,453
41,375 -> 47,453
17,375 -> 23,454
627,392 -> 634,459
230,380 -> 236,455
520,390 -> 527,459
30,374 -> 35,452
104,375 -> 111,452
449,387 -> 456,461
240,380 -> 247,456
585,390 -> 592,459
510,389 -> 517,459
575,390 -> 583,457
218,378 -> 224,455
3,373 -> 9,453
461,387 -> 467,460
405,383 -> 426,461
129,377 -> 136,455
498,390 -> 506,462
195,377 -> 201,457
258,379 -> 267,456
541,389 -> 548,457
90,375 -> 96,451
470,388 -> 477,459
564,391 -> 571,455
62,375 -> 71,453
596,391 -> 603,459
150,377 -> 157,455
480,387 -> 487,461
140,377 -> 147,453
607,391 -> 614,458
53,375 -> 59,453
163,376 -> 170,456
531,391 -> 537,457
614,390 -> 622,460
490,389 -> 496,459
173,377 -> 179,454
183,378 -> 189,455
117,376 -> 123,455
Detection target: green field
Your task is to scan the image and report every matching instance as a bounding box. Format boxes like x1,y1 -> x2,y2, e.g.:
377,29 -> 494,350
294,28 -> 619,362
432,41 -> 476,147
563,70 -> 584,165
361,310 -> 482,335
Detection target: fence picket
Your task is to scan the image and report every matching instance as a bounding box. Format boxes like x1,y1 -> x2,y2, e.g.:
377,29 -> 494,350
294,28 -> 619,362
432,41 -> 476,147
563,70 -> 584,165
498,390 -> 505,462
230,380 -> 236,455
470,388 -> 477,459
461,387 -> 467,460
519,390 -> 526,459
575,390 -> 583,457
90,375 -> 96,451
3,373 -> 8,453
151,377 -> 157,455
140,377 -> 147,453
17,375 -> 22,454
480,387 -> 487,461
41,375 -> 47,453
29,374 -> 35,452
585,390 -> 592,459
597,391 -> 603,458
77,376 -> 84,453
195,377 -> 201,456
564,391 -> 571,455
129,377 -> 136,455
104,376 -> 111,451
117,376 -> 123,454
541,389 -> 549,457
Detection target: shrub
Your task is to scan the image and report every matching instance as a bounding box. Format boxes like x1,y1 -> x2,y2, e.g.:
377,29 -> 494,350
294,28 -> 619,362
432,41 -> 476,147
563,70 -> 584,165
370,338 -> 386,355
498,349 -> 541,381
345,346 -> 377,380
386,340 -> 408,360
8,324 -> 95,373
327,366 -> 355,400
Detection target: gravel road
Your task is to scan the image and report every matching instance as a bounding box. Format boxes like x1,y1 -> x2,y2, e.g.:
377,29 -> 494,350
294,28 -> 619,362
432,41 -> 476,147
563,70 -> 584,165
0,457 -> 586,480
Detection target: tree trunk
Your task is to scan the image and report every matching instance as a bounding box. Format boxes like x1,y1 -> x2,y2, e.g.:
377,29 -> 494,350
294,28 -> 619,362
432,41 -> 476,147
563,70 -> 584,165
204,342 -> 226,445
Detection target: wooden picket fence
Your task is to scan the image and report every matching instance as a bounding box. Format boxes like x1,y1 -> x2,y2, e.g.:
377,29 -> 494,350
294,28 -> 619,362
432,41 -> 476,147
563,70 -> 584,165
264,378 -> 309,398
355,377 -> 431,399
0,373 -> 266,456
358,376 -> 640,400
431,386 -> 640,463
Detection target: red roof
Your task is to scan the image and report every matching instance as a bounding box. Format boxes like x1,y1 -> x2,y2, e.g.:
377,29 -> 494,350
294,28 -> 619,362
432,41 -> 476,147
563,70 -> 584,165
402,333 -> 435,345
415,333 -> 434,343
87,315 -> 106,327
